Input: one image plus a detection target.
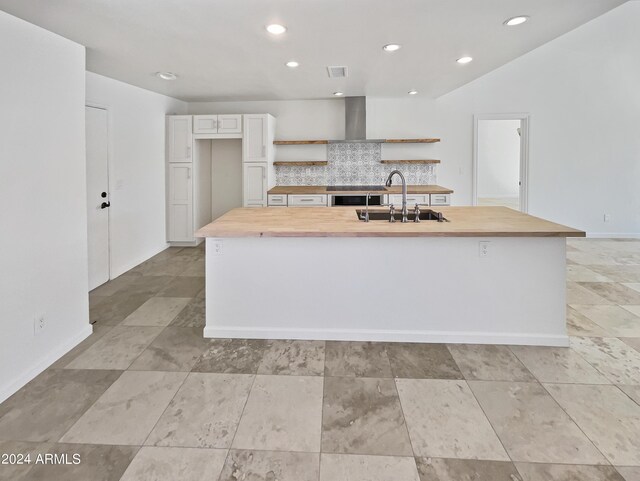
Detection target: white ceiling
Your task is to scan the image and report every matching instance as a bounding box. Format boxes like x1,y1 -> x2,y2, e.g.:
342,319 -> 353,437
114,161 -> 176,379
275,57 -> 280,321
0,0 -> 627,101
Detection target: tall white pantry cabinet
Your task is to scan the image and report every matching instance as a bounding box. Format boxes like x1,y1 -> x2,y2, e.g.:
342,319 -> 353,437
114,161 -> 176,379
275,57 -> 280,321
166,114 -> 276,245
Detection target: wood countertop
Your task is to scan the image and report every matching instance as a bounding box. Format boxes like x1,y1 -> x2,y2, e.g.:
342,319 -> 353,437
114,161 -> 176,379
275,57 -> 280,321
196,206 -> 585,238
267,185 -> 454,195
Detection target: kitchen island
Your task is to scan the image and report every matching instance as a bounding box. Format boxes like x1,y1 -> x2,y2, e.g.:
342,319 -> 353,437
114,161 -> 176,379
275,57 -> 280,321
196,207 -> 584,346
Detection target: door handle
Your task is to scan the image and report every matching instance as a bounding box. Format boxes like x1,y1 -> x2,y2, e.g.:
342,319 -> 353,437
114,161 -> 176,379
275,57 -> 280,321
101,202 -> 111,209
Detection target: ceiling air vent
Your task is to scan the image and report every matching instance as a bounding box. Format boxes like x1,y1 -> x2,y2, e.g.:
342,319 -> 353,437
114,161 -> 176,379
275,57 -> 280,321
327,66 -> 348,78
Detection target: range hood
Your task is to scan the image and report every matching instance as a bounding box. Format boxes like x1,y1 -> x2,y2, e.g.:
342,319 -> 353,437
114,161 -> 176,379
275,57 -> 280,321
330,96 -> 383,143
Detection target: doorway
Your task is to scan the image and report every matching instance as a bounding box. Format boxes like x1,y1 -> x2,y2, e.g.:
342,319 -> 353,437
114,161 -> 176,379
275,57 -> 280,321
86,105 -> 111,290
473,114 -> 529,212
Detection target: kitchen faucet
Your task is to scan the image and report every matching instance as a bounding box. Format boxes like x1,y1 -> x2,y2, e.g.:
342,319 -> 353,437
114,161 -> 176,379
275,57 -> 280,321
385,170 -> 408,222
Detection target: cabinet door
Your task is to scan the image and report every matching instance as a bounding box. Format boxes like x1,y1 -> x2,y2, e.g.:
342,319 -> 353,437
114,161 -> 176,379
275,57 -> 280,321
243,162 -> 267,206
217,114 -> 242,134
168,164 -> 194,241
430,194 -> 451,206
193,115 -> 218,134
168,116 -> 192,162
243,114 -> 268,162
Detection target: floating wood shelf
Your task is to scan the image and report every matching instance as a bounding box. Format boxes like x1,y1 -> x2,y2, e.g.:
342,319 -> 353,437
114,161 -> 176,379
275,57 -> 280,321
273,161 -> 328,167
273,140 -> 329,145
384,138 -> 440,143
380,159 -> 441,165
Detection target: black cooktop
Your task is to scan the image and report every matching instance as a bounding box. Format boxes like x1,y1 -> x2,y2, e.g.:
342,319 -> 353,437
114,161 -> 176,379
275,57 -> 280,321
328,185 -> 387,192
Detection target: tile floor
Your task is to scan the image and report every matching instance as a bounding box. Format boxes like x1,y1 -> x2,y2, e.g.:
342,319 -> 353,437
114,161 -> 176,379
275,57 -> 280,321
1,239 -> 640,480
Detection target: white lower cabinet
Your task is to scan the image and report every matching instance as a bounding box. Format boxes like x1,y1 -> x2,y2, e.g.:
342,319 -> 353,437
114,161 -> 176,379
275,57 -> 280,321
168,163 -> 193,242
430,193 -> 451,206
388,194 -> 430,206
288,194 -> 328,206
267,194 -> 287,206
243,163 -> 268,207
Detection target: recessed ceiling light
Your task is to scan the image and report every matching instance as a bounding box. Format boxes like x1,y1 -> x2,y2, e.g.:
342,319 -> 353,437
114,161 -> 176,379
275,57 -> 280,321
285,61 -> 299,68
266,24 -> 287,35
333,91 -> 344,96
383,44 -> 402,52
156,72 -> 177,80
408,90 -> 418,95
456,56 -> 473,64
504,15 -> 529,26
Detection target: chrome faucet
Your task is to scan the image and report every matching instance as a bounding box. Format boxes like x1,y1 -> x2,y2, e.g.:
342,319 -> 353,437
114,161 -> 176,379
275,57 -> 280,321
385,170 -> 408,223
359,192 -> 372,222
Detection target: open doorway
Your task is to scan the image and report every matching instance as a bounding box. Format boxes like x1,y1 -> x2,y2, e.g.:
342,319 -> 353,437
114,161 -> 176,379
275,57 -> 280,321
473,114 -> 529,212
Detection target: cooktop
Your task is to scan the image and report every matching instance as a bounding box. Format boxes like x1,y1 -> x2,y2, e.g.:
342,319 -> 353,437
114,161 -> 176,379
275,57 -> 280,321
327,185 -> 387,192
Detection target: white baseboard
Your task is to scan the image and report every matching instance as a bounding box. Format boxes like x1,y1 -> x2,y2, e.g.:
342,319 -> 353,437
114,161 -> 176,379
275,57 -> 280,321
203,325 -> 569,347
0,324 -> 93,404
110,242 -> 169,278
586,232 -> 640,239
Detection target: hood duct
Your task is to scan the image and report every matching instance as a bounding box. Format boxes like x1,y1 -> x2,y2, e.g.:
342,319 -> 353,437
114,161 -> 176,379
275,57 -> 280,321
331,96 -> 383,143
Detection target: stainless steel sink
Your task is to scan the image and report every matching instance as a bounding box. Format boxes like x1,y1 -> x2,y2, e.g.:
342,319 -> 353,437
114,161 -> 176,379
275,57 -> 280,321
356,209 -> 448,222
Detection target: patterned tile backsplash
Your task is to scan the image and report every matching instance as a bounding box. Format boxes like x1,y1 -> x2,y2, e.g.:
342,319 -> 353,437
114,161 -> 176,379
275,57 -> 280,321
275,142 -> 436,186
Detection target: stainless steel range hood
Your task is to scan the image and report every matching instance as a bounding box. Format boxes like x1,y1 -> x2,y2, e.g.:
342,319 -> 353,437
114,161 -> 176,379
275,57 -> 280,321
329,96 -> 383,143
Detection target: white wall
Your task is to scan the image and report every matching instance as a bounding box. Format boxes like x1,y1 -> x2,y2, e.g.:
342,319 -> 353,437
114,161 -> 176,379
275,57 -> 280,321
0,11 -> 89,401
211,139 -> 243,220
86,72 -> 188,277
477,120 -> 521,198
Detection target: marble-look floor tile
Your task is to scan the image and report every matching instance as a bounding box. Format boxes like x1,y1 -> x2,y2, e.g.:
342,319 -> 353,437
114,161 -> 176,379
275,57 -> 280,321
146,373 -> 253,448
121,297 -> 191,327
396,379 -> 508,460
589,266 -> 640,283
0,370 -> 120,442
624,283 -> 640,293
65,326 -> 163,370
0,441 -> 47,480
196,287 -> 206,298
619,385 -> 640,405
515,463 -> 625,481
567,282 -> 614,305
178,259 -> 205,277
191,339 -> 267,374
132,258 -> 191,277
128,327 -> 211,371
468,381 -> 606,464
21,443 -> 139,481
545,383 -> 640,466
170,297 -> 205,328
324,341 -> 393,378
319,453 -> 420,481
90,274 -> 138,297
621,337 -> 640,353
60,371 -> 187,445
156,276 -> 204,298
622,305 -> 640,317
49,324 -> 114,369
579,283 -> 640,305
232,375 -> 323,452
616,467 -> 640,481
115,275 -> 173,298
567,265 -> 614,282
510,345 -> 609,384
119,446 -> 226,481
89,293 -> 150,325
322,377 -> 412,456
570,337 -> 640,385
572,305 -> 640,337
257,340 -> 325,376
447,344 -> 534,381
385,343 -> 462,379
568,305 -> 613,337
415,457 -> 520,481
220,450 -> 320,481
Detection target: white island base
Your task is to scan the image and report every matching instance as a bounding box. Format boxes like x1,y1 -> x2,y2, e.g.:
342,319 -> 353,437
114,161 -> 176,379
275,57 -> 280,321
204,236 -> 568,347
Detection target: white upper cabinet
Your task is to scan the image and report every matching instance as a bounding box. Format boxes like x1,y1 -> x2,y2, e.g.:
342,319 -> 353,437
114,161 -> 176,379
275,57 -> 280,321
168,115 -> 192,162
243,162 -> 268,206
193,114 -> 242,135
243,114 -> 268,162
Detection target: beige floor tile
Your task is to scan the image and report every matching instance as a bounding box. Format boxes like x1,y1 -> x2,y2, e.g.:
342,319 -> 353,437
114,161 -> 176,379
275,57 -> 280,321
571,305 -> 640,337
624,283 -> 640,293
121,297 -> 191,327
192,339 -> 267,374
49,324 -> 114,369
567,265 -> 614,282
220,450 -> 320,481
589,266 -> 640,283
567,306 -> 610,337
0,441 -> 49,480
386,343 -> 463,379
621,337 -> 640,353
619,385 -> 640,405
128,327 -> 210,371
415,457 -> 521,481
515,463 -> 625,481
90,274 -> 138,297
233,375 -> 323,452
579,283 -> 640,305
0,370 -> 120,442
570,337 -> 640,385
156,276 -> 205,297
616,466 -> 640,481
545,383 -> 640,466
396,379 -> 508,460
65,326 -> 163,370
146,373 -> 253,448
60,371 -> 187,445
322,377 -> 412,456
319,454 -> 420,481
448,344 -> 535,381
567,282 -> 614,305
469,381 -> 606,464
622,305 -> 640,317
324,341 -> 393,378
170,297 -> 205,328
178,259 -> 205,277
119,446 -> 226,481
257,340 -> 325,376
510,345 -> 610,384
116,275 -> 174,297
89,293 -> 150,325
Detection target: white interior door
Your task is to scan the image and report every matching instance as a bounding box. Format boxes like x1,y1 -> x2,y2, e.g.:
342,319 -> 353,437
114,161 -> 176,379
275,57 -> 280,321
86,106 -> 110,290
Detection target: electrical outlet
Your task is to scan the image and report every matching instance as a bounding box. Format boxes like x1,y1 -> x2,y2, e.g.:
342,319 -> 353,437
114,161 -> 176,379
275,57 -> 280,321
603,213 -> 611,223
479,241 -> 490,258
212,239 -> 224,256
34,315 -> 45,335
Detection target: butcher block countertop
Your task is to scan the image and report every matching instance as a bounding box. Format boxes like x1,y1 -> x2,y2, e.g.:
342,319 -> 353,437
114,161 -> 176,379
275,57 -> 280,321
267,185 -> 454,195
196,207 -> 585,238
